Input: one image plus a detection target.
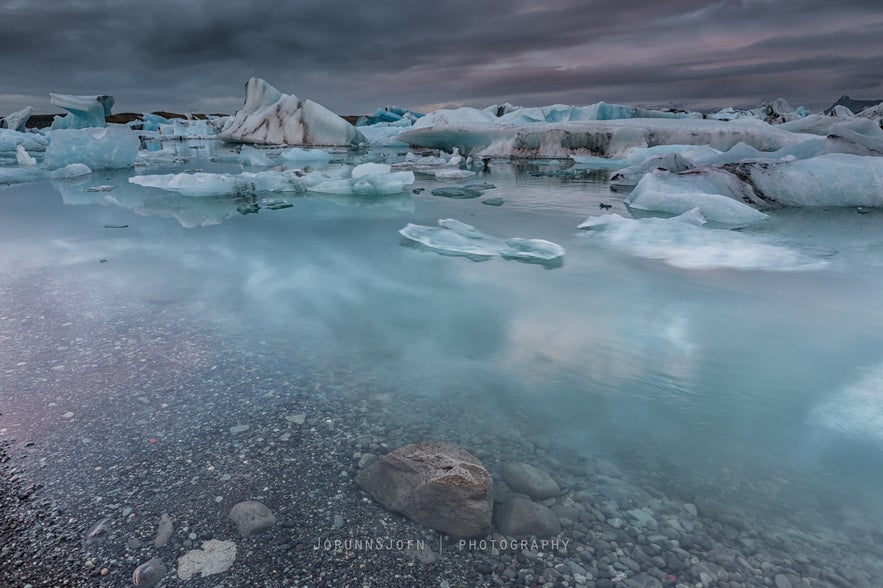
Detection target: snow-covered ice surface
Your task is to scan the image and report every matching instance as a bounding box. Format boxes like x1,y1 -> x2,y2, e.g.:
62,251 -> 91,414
3,112 -> 883,587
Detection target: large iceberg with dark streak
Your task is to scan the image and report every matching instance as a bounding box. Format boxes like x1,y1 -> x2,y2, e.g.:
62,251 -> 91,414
398,112 -> 807,159
219,78 -> 365,147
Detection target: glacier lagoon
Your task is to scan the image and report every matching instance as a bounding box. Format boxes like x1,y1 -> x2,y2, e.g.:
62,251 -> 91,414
2,139 -> 883,585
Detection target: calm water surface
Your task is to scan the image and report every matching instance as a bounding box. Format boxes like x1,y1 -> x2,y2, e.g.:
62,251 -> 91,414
3,141 -> 883,531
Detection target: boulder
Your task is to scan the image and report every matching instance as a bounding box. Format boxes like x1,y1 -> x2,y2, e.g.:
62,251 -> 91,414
229,501 -> 277,537
502,462 -> 560,499
355,441 -> 493,537
132,557 -> 166,588
495,498 -> 561,537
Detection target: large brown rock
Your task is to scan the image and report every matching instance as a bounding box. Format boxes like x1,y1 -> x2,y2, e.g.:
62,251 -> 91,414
355,441 -> 493,537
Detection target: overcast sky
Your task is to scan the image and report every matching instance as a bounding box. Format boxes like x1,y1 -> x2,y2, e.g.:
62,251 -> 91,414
2,0 -> 882,117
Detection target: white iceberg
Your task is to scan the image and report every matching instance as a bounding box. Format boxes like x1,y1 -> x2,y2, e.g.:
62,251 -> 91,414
399,218 -> 564,265
307,162 -> 415,196
1,106 -> 33,132
219,77 -> 364,146
42,126 -> 140,170
726,153 -> 883,207
578,213 -> 826,271
49,93 -> 114,129
626,170 -> 769,228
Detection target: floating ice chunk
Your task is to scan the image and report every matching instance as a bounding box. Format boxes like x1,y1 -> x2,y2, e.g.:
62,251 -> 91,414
130,170 -> 307,197
578,213 -> 825,271
279,147 -> 333,165
399,219 -> 564,265
351,162 -> 391,178
434,169 -> 476,179
49,163 -> 92,179
357,124 -> 409,147
610,153 -> 694,189
139,112 -> 171,132
0,163 -> 91,185
308,164 -> 415,196
16,145 -> 37,166
825,118 -> 883,156
238,145 -> 274,167
724,153 -> 883,207
49,93 -> 114,129
42,126 -> 139,170
219,77 -> 364,146
0,128 -> 48,152
135,147 -> 186,166
157,118 -> 221,139
500,238 -> 566,262
411,107 -> 498,129
626,170 -> 769,228
1,106 -> 33,132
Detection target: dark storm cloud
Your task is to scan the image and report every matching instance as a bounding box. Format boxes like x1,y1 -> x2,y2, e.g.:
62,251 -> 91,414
1,0 -> 881,115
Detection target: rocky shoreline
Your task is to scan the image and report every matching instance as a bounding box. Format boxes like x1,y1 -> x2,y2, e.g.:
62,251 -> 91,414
3,374 -> 882,587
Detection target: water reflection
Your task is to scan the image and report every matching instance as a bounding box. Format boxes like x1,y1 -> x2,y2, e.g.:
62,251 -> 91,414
3,141 -> 883,551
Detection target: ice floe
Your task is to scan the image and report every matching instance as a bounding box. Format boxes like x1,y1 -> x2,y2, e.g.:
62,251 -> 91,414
307,163 -> 415,196
626,170 -> 769,228
578,213 -> 827,271
399,219 -> 564,266
219,77 -> 364,146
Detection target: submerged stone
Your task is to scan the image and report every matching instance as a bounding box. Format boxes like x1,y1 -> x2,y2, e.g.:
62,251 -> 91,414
355,441 -> 493,537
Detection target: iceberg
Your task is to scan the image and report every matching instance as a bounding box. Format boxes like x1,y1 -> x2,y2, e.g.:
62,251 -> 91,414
626,170 -> 769,228
1,106 -> 33,132
49,93 -> 114,129
0,128 -> 49,152
157,117 -> 224,139
399,218 -> 564,266
42,126 -> 140,170
723,153 -> 883,207
219,77 -> 365,146
398,115 -> 807,159
307,163 -> 415,196
578,213 -> 826,271
824,118 -> 883,156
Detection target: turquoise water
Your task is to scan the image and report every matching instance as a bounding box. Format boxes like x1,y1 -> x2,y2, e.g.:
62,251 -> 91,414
3,141 -> 883,534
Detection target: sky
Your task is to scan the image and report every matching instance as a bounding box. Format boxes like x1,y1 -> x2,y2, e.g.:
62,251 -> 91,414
1,0 -> 882,117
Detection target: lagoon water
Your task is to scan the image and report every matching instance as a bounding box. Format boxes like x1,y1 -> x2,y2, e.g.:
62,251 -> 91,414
2,140 -> 883,583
